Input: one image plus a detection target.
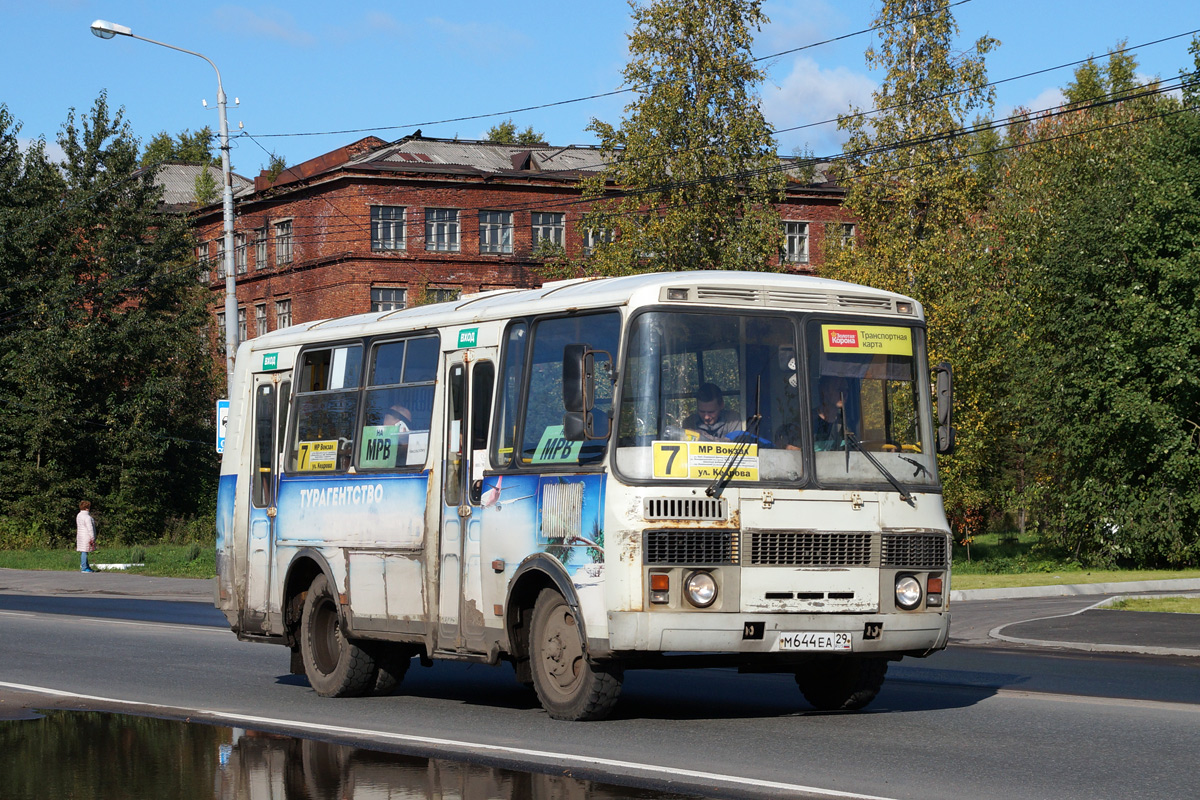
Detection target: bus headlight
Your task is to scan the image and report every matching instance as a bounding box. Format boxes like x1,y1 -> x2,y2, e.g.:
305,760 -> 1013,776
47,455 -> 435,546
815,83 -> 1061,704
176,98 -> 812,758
684,571 -> 717,608
895,575 -> 922,610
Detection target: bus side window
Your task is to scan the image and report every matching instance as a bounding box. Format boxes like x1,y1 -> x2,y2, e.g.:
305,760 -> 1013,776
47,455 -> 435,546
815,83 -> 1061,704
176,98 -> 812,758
445,364 -> 466,506
494,322 -> 527,468
289,344 -> 362,473
252,384 -> 274,508
470,361 -> 495,496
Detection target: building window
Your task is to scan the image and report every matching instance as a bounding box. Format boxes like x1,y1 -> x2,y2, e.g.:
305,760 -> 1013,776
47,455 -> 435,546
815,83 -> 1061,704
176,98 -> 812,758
830,221 -> 859,250
276,299 -> 292,329
371,287 -> 407,312
255,227 -> 267,269
197,243 -> 211,282
371,206 -> 406,251
216,312 -> 226,352
235,233 -> 248,274
531,212 -> 565,248
275,220 -> 293,265
216,238 -> 227,279
428,288 -> 461,304
583,227 -> 613,257
425,208 -> 460,252
255,303 -> 267,337
783,221 -> 809,264
479,210 -> 513,254
237,308 -> 247,343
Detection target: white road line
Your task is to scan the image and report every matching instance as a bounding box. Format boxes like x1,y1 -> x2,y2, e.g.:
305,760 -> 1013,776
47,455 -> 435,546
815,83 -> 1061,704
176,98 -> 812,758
0,680 -> 898,800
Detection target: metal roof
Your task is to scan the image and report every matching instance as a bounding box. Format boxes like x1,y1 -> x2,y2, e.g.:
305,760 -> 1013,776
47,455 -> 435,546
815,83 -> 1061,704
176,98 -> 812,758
152,162 -> 254,209
353,138 -> 612,178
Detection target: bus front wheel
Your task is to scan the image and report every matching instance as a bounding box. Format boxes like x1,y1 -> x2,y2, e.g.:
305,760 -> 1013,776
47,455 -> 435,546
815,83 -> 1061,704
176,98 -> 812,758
529,589 -> 623,721
795,656 -> 888,711
300,573 -> 377,697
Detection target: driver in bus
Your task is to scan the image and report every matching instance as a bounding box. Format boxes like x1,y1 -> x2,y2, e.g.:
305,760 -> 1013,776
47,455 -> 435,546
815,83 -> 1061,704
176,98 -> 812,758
682,382 -> 743,441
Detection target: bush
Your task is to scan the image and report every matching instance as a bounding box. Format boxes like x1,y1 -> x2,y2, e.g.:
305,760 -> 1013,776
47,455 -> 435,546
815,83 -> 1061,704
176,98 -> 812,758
0,518 -> 49,551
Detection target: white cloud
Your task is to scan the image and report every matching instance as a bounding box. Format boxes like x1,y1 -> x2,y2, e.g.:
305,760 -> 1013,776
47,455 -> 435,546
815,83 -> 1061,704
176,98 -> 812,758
18,137 -> 67,164
762,55 -> 876,157
424,17 -> 531,58
214,6 -> 318,47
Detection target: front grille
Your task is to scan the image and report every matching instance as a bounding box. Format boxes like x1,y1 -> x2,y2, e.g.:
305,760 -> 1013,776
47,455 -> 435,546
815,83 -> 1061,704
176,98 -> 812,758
644,497 -> 727,521
882,532 -> 949,569
645,530 -> 738,565
747,530 -> 872,567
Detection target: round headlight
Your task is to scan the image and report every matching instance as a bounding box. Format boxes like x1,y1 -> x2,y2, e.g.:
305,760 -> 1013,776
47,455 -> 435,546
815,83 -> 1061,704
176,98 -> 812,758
895,575 -> 923,610
684,571 -> 717,608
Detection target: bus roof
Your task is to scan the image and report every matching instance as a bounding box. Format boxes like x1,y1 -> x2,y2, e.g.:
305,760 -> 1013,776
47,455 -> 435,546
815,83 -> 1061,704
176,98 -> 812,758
241,271 -> 922,356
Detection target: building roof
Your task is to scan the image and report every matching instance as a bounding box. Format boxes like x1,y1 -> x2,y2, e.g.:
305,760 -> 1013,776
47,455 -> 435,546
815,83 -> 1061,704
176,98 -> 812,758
151,161 -> 254,212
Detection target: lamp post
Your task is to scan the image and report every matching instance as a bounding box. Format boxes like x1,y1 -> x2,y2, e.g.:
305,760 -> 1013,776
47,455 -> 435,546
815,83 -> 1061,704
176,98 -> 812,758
90,19 -> 239,388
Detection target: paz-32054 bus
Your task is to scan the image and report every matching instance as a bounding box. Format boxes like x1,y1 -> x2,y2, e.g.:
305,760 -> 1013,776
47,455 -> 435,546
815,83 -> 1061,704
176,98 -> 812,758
215,271 -> 956,720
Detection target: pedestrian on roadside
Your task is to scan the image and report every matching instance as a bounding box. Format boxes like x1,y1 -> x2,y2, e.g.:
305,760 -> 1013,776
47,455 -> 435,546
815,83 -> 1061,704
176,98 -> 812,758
76,500 -> 96,573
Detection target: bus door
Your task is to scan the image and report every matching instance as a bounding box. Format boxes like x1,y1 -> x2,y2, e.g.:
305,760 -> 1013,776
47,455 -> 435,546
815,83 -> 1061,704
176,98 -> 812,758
438,351 -> 496,653
243,371 -> 291,634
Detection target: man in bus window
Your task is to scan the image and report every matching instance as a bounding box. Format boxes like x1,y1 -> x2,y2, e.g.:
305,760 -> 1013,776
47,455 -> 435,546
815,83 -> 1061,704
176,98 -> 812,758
683,382 -> 742,441
813,375 -> 849,451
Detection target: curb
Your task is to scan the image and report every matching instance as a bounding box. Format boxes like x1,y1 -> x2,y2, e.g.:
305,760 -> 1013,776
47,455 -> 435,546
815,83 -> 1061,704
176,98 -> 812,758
951,578 -> 1200,603
988,594 -> 1200,657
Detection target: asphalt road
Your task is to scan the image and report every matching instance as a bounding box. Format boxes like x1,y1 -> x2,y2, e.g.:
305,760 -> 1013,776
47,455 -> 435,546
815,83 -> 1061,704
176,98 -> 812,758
1,589 -> 1198,799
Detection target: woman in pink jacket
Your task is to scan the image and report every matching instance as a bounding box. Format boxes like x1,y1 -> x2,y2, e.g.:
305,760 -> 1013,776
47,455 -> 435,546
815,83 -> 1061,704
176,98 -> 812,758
76,501 -> 96,573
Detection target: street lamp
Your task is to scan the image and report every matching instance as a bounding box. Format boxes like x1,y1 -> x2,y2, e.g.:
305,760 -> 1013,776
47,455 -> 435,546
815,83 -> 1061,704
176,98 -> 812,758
90,19 -> 239,388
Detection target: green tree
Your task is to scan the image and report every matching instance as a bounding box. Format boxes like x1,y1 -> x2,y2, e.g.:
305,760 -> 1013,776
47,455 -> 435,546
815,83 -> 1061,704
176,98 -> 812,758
0,93 -> 219,543
192,167 -> 218,205
574,0 -> 785,277
821,0 -> 1001,541
984,45 -> 1200,566
485,118 -> 545,145
140,126 -> 216,167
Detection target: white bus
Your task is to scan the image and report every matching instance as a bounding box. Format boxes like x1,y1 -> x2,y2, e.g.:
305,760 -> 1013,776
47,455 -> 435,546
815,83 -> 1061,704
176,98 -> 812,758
215,271 -> 956,720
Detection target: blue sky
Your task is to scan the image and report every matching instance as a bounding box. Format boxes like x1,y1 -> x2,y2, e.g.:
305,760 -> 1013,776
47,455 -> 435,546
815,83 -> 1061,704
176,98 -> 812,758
3,1 -> 1197,175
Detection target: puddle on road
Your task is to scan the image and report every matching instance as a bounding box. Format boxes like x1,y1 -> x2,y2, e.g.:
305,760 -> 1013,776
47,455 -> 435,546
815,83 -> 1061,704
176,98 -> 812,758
0,710 -> 718,800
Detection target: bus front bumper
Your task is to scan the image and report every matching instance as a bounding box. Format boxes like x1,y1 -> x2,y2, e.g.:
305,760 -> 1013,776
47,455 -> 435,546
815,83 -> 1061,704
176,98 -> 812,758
601,610 -> 949,659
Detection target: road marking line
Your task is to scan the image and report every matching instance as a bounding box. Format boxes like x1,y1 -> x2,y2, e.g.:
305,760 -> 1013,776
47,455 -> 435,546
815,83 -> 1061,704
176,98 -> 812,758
0,680 -> 898,800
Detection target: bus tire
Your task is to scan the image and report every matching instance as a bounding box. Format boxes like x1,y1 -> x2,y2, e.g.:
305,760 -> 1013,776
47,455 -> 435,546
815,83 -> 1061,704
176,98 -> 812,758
370,644 -> 413,696
529,589 -> 623,721
300,573 -> 377,697
795,656 -> 888,711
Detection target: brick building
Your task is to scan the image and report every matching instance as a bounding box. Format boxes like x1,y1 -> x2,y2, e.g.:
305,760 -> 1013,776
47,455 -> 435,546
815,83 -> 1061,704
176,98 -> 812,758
188,132 -> 854,343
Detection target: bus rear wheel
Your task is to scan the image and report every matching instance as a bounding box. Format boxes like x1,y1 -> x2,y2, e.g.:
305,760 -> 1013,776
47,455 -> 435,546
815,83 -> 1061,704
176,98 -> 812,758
300,573 -> 377,697
795,656 -> 888,711
529,589 -> 623,721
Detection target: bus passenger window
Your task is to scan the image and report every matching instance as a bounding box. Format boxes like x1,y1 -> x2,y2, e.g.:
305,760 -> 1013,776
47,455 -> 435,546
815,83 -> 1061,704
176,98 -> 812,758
360,335 -> 438,470
289,344 -> 363,473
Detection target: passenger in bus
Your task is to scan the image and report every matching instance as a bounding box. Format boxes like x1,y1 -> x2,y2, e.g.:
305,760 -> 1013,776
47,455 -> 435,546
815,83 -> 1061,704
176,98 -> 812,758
383,403 -> 412,431
813,376 -> 849,451
682,382 -> 743,441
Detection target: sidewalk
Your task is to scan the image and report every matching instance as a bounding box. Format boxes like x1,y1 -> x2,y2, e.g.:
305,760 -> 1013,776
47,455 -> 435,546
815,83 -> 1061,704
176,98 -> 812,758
2,567 -> 1197,656
0,567 -> 212,603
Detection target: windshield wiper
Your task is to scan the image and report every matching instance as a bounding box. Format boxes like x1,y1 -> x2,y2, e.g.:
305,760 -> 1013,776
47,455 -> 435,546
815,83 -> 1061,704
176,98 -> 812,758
705,414 -> 761,498
843,429 -> 913,504
706,378 -> 762,498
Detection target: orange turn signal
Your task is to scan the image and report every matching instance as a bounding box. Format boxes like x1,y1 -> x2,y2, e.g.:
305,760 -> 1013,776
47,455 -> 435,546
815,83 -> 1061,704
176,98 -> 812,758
650,574 -> 670,591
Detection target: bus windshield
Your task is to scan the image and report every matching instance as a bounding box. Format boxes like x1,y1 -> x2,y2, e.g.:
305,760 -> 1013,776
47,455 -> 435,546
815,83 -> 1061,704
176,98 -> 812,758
614,310 -> 939,489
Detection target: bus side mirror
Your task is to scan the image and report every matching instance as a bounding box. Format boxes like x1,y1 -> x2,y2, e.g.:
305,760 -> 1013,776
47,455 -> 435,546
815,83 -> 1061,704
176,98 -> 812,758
563,344 -> 611,442
563,343 -> 593,413
933,361 -> 956,455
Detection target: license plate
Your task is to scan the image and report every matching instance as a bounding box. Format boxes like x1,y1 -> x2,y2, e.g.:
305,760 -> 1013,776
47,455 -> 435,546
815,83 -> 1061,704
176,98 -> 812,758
777,631 -> 853,651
